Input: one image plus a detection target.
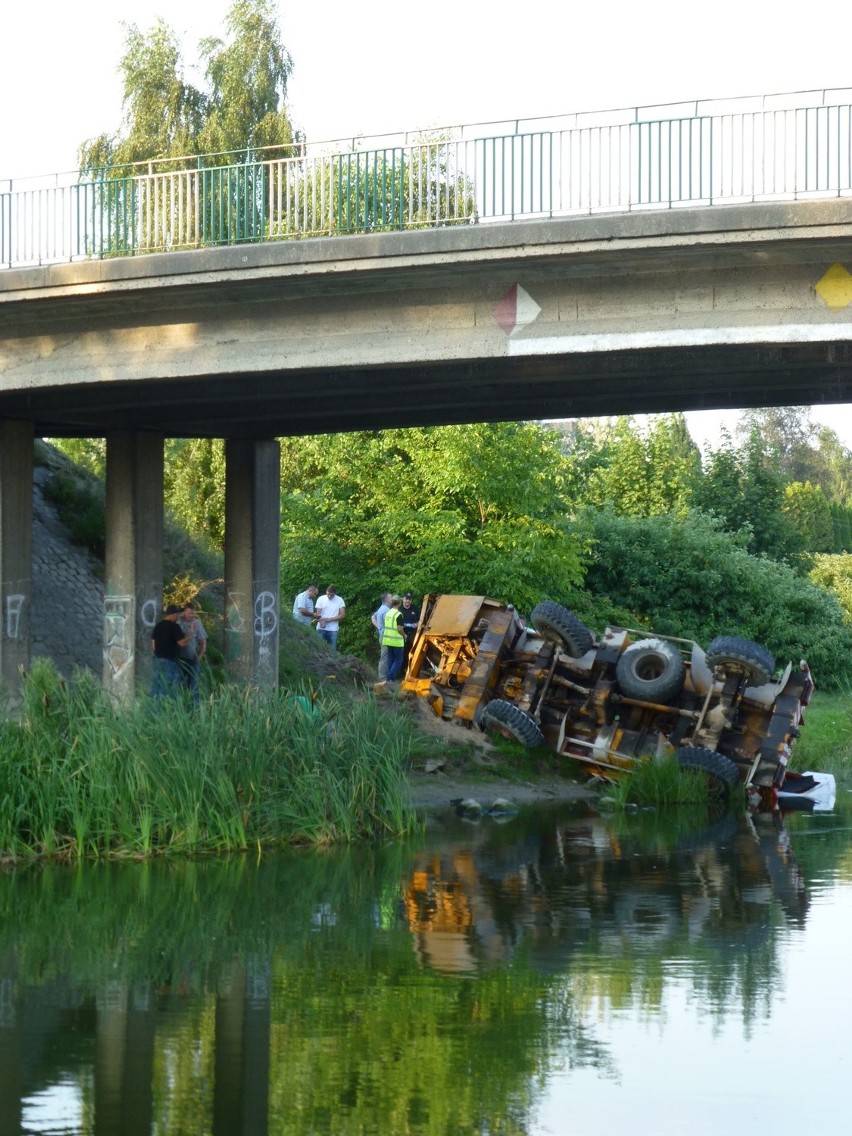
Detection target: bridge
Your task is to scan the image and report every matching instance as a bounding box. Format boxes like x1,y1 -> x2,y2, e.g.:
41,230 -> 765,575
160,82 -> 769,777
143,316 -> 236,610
2,91 -> 852,699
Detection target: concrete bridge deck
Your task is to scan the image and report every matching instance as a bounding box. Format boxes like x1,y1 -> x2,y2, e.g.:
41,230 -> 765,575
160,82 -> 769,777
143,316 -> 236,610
3,200 -> 852,438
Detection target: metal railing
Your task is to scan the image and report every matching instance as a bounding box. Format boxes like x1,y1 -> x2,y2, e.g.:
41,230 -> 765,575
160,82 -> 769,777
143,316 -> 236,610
3,89 -> 852,270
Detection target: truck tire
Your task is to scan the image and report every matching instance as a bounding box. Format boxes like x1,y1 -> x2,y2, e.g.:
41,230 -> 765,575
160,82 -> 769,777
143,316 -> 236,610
676,746 -> 740,799
615,638 -> 685,703
705,636 -> 774,686
478,699 -> 545,748
530,601 -> 593,658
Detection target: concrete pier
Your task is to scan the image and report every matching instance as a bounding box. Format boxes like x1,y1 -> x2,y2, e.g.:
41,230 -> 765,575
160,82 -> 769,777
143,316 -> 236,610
103,432 -> 164,700
224,439 -> 281,686
0,419 -> 33,699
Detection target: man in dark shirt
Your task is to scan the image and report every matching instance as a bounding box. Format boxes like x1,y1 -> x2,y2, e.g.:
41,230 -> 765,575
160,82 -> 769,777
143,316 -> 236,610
151,603 -> 188,699
400,592 -> 421,675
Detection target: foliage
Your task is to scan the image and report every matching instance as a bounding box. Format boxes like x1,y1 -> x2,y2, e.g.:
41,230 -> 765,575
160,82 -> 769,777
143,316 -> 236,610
279,423 -> 587,658
581,509 -> 852,687
197,0 -> 294,157
78,1 -> 295,173
809,554 -> 852,623
40,465 -> 106,558
783,480 -> 833,553
575,414 -> 700,518
330,130 -> 476,235
164,438 -> 227,549
46,437 -> 106,479
692,428 -> 798,559
0,659 -> 418,860
829,501 -> 852,552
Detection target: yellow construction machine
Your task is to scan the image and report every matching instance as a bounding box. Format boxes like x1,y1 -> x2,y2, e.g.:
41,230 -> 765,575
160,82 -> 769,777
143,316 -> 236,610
401,595 -> 826,806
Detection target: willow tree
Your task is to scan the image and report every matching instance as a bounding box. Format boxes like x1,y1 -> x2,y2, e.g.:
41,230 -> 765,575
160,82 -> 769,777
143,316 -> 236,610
76,1 -> 298,253
79,0 -> 295,171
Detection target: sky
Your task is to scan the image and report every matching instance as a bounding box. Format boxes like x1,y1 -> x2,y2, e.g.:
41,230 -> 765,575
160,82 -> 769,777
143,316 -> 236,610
3,0 -> 852,446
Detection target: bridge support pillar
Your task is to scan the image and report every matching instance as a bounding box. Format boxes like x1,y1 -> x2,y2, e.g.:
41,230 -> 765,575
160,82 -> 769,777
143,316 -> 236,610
0,420 -> 33,702
224,439 -> 280,687
103,432 -> 164,700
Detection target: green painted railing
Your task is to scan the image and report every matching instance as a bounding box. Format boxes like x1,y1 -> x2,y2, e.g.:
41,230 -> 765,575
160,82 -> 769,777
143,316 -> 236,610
3,90 -> 852,269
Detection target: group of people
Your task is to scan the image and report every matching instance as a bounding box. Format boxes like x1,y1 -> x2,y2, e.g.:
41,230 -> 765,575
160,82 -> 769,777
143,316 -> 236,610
292,584 -> 347,648
150,602 -> 208,702
291,584 -> 420,681
151,583 -> 421,698
370,592 -> 420,683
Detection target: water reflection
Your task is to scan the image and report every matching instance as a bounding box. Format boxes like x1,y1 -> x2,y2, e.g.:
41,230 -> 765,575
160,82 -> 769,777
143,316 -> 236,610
0,802 -> 847,1135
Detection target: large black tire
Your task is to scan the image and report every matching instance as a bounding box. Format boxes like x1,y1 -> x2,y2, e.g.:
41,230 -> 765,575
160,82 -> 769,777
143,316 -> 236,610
478,699 -> 545,748
530,601 -> 593,658
677,746 -> 740,800
615,638 -> 685,703
705,636 -> 774,686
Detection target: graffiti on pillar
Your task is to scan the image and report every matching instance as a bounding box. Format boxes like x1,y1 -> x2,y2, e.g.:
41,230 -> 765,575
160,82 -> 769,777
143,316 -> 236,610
139,597 -> 159,631
254,589 -> 278,677
1,579 -> 29,644
4,592 -> 25,639
104,595 -> 135,680
225,591 -> 248,661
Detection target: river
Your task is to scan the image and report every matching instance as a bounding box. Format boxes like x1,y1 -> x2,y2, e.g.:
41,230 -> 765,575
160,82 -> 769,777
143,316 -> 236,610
1,796 -> 849,1135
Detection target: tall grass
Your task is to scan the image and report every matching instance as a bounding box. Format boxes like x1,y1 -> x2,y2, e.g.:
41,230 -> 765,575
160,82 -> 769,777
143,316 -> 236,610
606,754 -> 730,809
0,659 -> 420,862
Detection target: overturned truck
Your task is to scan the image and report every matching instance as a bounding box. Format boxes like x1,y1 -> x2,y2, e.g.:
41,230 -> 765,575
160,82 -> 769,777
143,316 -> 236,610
401,595 -> 828,805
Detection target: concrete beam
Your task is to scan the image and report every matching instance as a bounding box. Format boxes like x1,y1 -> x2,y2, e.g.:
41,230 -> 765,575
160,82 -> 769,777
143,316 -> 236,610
224,440 -> 281,686
0,419 -> 33,698
103,432 -> 164,700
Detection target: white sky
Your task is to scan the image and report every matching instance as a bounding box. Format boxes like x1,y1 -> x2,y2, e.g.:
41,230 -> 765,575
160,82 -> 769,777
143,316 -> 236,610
3,0 -> 852,446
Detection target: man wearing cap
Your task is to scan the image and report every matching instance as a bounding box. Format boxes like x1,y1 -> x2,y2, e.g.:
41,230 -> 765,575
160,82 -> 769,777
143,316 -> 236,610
400,592 -> 421,674
314,585 -> 346,650
151,604 -> 189,699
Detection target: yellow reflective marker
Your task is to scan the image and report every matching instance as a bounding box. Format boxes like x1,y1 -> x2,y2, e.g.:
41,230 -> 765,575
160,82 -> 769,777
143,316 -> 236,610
815,263 -> 852,310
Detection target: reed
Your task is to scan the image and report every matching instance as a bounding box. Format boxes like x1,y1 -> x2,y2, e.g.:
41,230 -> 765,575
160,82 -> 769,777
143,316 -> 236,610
607,753 -> 719,809
0,659 -> 420,861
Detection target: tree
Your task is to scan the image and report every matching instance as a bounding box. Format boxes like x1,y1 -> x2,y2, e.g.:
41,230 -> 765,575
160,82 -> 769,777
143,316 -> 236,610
580,415 -> 700,518
78,19 -> 206,172
79,2 -> 295,171
782,481 -> 833,554
164,439 -> 227,549
692,428 -> 798,560
197,0 -> 295,157
277,423 -> 586,657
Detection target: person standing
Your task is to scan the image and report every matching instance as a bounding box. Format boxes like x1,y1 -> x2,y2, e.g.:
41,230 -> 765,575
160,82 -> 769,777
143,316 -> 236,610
315,585 -> 346,649
178,602 -> 207,705
381,595 -> 405,682
400,591 -> 421,675
372,591 -> 392,680
151,604 -> 188,700
293,584 -> 319,626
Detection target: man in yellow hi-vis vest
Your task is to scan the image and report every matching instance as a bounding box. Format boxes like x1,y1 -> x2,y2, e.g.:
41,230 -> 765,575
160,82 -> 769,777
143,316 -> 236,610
381,595 -> 405,681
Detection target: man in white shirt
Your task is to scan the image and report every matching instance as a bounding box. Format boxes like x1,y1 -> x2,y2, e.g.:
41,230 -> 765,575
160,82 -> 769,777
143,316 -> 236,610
315,585 -> 346,649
